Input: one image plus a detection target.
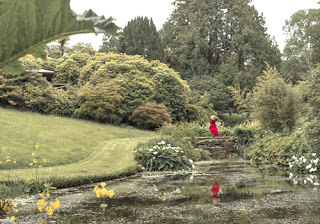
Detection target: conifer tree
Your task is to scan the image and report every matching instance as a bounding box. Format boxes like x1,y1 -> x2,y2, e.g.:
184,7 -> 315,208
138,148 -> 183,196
118,17 -> 165,62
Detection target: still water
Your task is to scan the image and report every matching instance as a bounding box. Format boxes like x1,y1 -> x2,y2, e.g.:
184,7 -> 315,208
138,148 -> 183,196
17,161 -> 320,223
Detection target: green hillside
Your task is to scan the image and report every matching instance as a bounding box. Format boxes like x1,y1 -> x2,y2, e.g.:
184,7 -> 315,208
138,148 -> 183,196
0,108 -> 156,183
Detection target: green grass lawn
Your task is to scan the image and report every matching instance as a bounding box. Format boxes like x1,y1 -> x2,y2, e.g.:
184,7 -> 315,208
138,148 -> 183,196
0,108 -> 156,184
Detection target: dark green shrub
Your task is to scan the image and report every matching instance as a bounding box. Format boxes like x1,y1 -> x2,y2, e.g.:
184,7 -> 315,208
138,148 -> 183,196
129,102 -> 172,130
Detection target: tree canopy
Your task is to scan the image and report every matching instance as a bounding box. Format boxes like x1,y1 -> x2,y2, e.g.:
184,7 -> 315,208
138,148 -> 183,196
162,0 -> 281,89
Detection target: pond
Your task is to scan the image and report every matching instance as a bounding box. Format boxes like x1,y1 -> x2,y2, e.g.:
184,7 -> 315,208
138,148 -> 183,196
15,161 -> 320,223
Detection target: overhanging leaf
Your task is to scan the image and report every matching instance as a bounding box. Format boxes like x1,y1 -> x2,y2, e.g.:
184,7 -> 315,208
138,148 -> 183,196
0,0 -> 119,73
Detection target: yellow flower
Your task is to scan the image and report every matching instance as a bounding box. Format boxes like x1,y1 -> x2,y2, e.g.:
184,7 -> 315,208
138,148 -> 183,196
10,216 -> 15,221
101,187 -> 108,196
46,206 -> 53,216
35,145 -> 39,150
50,187 -> 57,190
93,186 -> 99,192
39,191 -> 45,198
33,159 -> 37,163
43,158 -> 47,163
6,159 -> 11,162
100,182 -> 107,188
39,166 -> 42,168
107,190 -> 115,198
3,204 -> 9,212
29,163 -> 33,166
0,161 -> 2,163
14,209 -> 18,213
37,199 -> 46,212
46,192 -> 50,198
13,161 -> 16,164
32,152 -> 35,157
51,198 -> 60,209
95,189 -> 102,198
12,203 -> 17,208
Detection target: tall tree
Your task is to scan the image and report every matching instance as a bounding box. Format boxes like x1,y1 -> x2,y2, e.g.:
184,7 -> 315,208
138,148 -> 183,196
162,0 -> 281,87
118,17 -> 165,62
282,8 -> 320,84
99,34 -> 119,53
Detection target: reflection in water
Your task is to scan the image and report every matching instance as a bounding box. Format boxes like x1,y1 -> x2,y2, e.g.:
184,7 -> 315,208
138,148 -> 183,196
211,182 -> 220,204
16,161 -> 320,224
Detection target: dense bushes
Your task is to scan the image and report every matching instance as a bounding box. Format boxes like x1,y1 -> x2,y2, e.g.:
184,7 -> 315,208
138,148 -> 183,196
129,103 -> 172,130
250,66 -> 296,131
0,72 -> 76,115
74,82 -> 123,124
1,52 -> 196,129
304,65 -> 320,152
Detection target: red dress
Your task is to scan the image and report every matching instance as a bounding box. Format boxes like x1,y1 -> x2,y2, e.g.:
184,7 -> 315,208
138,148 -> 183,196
209,118 -> 219,136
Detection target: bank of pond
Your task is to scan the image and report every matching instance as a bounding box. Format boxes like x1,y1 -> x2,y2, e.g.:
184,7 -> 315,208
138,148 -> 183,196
3,160 -> 320,224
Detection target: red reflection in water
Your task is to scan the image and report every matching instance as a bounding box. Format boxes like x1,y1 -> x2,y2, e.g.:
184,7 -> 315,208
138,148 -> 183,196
211,182 -> 220,198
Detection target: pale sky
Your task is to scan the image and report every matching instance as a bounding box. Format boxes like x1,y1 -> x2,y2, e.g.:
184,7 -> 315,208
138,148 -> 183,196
69,0 -> 319,52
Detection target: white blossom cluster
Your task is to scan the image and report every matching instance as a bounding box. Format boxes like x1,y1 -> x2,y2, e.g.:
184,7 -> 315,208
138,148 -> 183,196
289,172 -> 319,186
289,153 -> 319,173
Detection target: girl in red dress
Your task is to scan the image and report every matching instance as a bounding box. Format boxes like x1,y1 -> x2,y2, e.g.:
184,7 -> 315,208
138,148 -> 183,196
209,115 -> 219,136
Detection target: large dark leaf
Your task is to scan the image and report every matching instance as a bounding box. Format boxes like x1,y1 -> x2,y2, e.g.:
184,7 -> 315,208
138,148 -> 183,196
0,0 -> 118,73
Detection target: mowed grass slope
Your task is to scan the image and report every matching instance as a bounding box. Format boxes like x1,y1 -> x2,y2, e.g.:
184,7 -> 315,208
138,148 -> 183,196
0,108 -> 156,183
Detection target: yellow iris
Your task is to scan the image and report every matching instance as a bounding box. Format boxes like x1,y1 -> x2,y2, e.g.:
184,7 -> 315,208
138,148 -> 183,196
101,187 -> 108,196
37,199 -> 46,212
46,206 -> 53,216
51,198 -> 60,209
107,190 -> 115,198
96,189 -> 102,198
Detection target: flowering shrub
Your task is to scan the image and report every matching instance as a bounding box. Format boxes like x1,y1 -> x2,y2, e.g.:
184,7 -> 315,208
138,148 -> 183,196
133,141 -> 194,171
289,153 -> 319,173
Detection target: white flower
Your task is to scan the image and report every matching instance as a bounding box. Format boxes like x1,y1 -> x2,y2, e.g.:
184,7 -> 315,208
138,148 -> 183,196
312,153 -> 316,157
306,164 -> 312,169
289,172 -> 294,178
160,141 -> 165,145
293,179 -> 298,185
313,158 -> 319,165
307,177 -> 313,183
152,157 -> 155,160
292,156 -> 297,160
189,159 -> 193,164
153,152 -> 158,155
310,167 -> 317,172
314,182 -> 320,186
175,150 -> 179,153
303,158 -> 307,163
304,180 -> 307,184
149,148 -> 153,152
289,163 -> 293,169
310,175 -> 316,179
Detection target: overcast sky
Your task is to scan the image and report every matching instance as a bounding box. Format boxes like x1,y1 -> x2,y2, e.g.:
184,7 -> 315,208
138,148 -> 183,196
69,0 -> 319,52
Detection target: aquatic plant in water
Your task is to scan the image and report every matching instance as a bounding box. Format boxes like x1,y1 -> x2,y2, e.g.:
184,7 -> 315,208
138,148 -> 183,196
93,182 -> 114,221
